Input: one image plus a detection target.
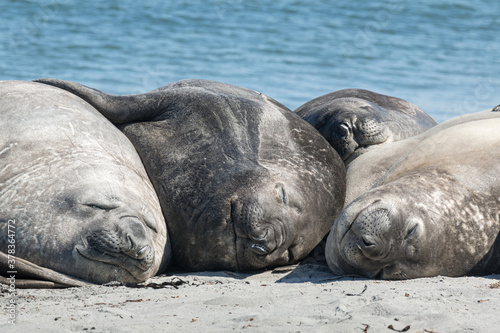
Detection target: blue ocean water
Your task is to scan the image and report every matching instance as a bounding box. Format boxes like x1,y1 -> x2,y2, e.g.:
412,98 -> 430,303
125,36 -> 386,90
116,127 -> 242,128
1,0 -> 499,123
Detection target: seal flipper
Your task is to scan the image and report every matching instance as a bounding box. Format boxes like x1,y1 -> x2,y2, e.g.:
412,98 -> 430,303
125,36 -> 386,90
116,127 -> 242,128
0,251 -> 91,288
33,78 -> 168,124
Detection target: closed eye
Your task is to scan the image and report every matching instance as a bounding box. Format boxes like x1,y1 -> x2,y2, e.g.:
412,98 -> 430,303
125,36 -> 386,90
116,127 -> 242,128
281,187 -> 287,206
83,203 -> 119,211
404,224 -> 419,240
142,215 -> 159,234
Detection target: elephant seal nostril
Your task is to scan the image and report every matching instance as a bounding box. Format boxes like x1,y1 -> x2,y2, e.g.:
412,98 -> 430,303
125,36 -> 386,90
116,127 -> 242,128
251,226 -> 280,254
360,236 -> 375,248
250,229 -> 269,242
135,245 -> 150,259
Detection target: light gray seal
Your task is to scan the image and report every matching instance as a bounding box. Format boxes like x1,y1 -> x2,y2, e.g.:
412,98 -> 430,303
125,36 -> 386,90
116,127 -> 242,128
326,110 -> 500,279
0,81 -> 170,286
35,78 -> 347,272
344,108 -> 500,206
295,89 -> 437,165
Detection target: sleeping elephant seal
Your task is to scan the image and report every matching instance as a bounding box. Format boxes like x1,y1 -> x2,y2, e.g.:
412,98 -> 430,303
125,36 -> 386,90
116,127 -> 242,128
35,78 -> 346,271
344,108 -> 500,206
0,81 -> 170,285
295,89 -> 436,166
326,114 -> 500,279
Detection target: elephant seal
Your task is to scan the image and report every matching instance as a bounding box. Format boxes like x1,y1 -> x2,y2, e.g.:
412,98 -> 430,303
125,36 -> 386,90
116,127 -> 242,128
0,81 -> 170,285
295,89 -> 436,166
35,78 -> 346,271
344,108 -> 500,206
326,113 -> 500,279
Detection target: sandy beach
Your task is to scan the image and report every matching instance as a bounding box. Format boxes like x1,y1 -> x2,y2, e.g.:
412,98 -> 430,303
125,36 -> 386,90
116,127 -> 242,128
2,1 -> 500,332
2,259 -> 500,333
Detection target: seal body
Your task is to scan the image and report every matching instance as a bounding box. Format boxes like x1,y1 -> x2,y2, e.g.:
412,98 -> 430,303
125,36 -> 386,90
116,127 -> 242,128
326,111 -> 500,279
0,81 -> 170,284
295,89 -> 436,166
344,108 -> 499,205
35,78 -> 347,271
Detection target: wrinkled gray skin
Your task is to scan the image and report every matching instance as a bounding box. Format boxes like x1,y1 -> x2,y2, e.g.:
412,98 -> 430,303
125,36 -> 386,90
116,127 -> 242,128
0,81 -> 170,285
295,89 -> 437,166
326,110 -> 500,279
35,78 -> 346,271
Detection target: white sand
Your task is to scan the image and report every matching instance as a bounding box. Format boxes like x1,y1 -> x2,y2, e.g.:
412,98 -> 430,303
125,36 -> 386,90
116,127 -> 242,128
2,262 -> 500,332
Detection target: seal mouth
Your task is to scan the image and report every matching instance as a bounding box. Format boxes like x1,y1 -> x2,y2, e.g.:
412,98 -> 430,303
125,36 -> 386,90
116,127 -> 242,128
234,222 -> 288,270
249,222 -> 286,255
333,199 -> 394,276
343,145 -> 372,165
75,215 -> 156,282
355,235 -> 393,262
231,195 -> 290,271
251,243 -> 271,255
75,244 -> 154,279
343,136 -> 390,166
232,222 -> 290,270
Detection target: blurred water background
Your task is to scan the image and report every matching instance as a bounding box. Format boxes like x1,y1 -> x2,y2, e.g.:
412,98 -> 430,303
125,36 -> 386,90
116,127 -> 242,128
1,0 -> 499,123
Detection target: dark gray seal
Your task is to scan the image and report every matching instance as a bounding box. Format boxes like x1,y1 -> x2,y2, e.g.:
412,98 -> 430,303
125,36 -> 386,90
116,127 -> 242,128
35,78 -> 346,272
0,81 -> 170,286
295,89 -> 437,165
326,111 -> 500,279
